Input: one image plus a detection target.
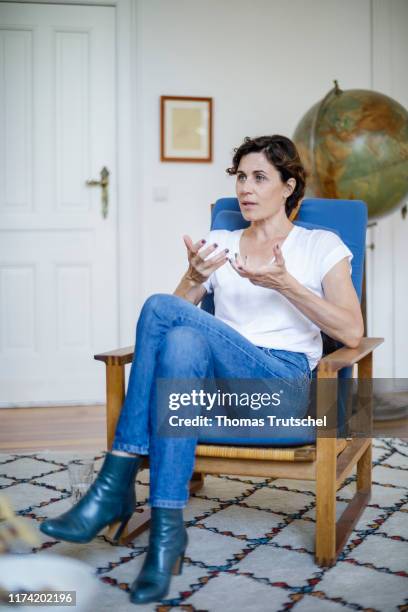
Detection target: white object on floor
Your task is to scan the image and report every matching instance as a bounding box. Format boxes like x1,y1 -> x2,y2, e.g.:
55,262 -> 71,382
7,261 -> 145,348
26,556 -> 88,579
0,554 -> 98,612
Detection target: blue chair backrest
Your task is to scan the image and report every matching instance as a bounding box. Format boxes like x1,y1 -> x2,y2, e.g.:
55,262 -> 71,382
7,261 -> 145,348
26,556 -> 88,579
208,197 -> 367,299
202,197 -> 367,326
198,197 -> 367,445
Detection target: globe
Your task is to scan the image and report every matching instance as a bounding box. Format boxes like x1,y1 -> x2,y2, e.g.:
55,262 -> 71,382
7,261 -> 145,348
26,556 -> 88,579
293,82 -> 408,220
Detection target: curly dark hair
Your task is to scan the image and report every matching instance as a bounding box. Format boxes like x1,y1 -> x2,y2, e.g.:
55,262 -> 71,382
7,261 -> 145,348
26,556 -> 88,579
226,135 -> 307,218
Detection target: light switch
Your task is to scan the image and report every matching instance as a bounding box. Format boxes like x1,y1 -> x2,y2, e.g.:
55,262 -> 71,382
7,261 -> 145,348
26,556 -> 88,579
153,186 -> 168,202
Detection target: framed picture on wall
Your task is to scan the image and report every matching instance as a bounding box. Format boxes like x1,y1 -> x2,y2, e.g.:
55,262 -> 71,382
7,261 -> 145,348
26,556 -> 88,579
160,96 -> 213,162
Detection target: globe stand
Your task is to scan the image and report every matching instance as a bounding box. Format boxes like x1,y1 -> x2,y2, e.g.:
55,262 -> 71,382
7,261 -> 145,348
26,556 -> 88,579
362,221 -> 376,331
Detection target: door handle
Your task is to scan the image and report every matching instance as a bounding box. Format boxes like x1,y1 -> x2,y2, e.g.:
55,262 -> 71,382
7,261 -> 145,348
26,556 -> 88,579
86,166 -> 110,218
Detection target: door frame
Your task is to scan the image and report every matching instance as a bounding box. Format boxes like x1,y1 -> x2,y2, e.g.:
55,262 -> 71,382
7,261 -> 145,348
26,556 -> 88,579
6,0 -> 141,347
114,0 -> 142,345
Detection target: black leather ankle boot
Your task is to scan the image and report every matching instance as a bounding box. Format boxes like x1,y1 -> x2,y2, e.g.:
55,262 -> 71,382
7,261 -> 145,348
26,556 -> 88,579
40,452 -> 142,543
130,508 -> 187,604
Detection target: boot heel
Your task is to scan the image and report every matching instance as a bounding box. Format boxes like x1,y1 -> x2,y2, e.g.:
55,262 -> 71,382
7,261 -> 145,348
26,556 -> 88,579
106,514 -> 132,544
172,553 -> 184,575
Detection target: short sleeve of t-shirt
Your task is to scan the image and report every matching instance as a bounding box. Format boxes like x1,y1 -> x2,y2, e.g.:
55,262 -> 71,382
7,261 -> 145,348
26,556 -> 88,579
318,230 -> 353,282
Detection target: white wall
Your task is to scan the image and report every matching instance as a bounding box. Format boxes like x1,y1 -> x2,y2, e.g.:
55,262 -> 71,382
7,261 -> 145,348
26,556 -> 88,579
367,0 -> 408,377
130,0 -> 407,376
133,0 -> 371,293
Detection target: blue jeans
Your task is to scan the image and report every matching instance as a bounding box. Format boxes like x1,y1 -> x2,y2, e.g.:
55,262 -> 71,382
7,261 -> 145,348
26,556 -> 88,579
113,294 -> 311,509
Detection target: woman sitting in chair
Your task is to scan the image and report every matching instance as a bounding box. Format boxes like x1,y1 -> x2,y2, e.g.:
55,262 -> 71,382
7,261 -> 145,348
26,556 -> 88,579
40,135 -> 364,605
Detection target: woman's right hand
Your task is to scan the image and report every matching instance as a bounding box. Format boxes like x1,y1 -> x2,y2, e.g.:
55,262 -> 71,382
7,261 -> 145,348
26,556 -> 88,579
183,235 -> 229,285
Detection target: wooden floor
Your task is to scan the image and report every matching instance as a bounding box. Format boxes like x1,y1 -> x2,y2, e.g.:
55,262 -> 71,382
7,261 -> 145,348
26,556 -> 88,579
0,405 -> 106,452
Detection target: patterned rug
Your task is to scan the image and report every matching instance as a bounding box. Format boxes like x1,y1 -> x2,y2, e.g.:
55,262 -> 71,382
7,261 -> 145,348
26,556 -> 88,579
0,439 -> 407,612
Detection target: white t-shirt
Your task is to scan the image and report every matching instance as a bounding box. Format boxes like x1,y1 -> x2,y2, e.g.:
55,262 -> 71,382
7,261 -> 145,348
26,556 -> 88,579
202,225 -> 353,370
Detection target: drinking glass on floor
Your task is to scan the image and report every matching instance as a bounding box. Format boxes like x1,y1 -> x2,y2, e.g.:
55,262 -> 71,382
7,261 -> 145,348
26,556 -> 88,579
67,460 -> 94,504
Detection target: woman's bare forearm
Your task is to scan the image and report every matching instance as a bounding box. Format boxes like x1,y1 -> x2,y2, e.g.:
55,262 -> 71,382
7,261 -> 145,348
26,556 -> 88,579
173,273 -> 206,305
280,275 -> 363,347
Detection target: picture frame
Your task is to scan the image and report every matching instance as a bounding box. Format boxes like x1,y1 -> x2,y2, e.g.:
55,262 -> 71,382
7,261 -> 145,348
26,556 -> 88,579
160,96 -> 213,162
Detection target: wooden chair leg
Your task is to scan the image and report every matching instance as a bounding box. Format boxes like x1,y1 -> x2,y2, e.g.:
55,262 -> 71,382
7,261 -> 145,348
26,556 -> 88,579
315,366 -> 338,567
357,439 -> 372,494
357,350 -> 372,496
105,363 -> 125,450
315,438 -> 337,567
105,507 -> 151,545
333,352 -> 372,553
190,471 -> 205,493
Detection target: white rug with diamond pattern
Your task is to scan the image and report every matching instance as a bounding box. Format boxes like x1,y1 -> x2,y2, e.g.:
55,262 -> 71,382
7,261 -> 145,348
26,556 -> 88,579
0,438 -> 407,611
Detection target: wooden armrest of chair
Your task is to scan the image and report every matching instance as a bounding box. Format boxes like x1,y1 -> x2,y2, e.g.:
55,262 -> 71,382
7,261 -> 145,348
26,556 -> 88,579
94,346 -> 135,366
94,337 -> 383,370
318,337 -> 383,374
94,338 -> 383,367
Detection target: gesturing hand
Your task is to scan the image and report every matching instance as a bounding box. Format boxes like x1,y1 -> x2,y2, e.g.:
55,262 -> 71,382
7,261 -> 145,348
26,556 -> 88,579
229,243 -> 291,291
183,235 -> 229,285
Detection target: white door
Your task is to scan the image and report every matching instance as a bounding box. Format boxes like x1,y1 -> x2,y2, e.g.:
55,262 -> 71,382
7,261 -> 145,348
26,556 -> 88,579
0,3 -> 118,406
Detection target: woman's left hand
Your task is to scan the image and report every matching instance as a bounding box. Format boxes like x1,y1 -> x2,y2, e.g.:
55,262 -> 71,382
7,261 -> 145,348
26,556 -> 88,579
229,243 -> 291,291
